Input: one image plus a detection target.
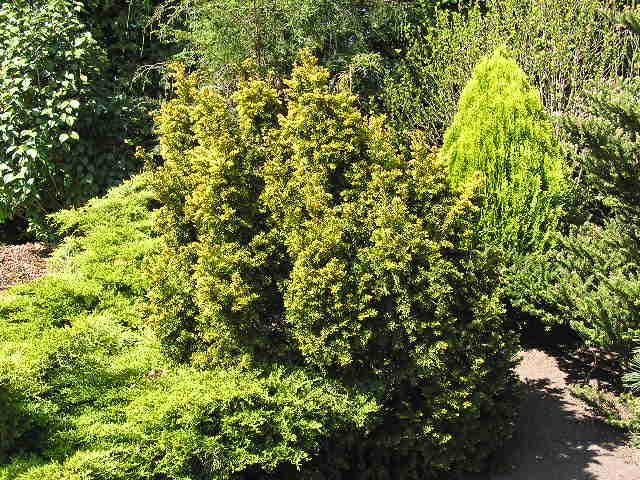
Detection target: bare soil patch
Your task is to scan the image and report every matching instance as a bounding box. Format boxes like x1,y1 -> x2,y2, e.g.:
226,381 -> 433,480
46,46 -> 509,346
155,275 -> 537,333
0,242 -> 49,291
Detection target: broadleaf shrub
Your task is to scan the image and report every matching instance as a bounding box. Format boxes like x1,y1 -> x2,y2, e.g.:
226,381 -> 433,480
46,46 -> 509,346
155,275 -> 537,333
148,53 -> 518,477
0,0 -> 105,224
0,0 -> 169,232
439,47 -> 568,256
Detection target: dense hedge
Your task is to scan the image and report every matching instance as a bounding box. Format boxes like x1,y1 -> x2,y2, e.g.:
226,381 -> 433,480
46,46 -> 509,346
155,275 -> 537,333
148,54 -> 518,478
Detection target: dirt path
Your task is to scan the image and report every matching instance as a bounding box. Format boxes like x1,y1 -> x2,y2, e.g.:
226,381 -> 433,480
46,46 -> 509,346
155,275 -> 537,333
468,349 -> 640,480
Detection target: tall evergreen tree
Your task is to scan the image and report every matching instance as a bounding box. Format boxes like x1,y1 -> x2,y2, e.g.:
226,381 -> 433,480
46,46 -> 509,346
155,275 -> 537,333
162,0 -> 414,76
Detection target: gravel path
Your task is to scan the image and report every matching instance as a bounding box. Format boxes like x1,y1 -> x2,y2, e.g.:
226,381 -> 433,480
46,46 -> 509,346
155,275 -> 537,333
467,349 -> 640,480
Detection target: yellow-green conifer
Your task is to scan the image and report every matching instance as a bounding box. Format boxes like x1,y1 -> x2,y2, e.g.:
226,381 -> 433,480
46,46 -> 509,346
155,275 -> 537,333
440,47 -> 568,255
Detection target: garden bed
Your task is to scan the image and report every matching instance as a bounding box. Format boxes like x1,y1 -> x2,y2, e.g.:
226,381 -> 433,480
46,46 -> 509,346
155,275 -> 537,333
0,242 -> 49,291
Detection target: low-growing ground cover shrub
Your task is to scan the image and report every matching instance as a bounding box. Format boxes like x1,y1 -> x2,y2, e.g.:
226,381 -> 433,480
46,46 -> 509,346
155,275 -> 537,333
148,53 -> 518,478
2,360 -> 377,480
0,175 -> 160,465
1,176 -> 374,479
439,47 -> 568,257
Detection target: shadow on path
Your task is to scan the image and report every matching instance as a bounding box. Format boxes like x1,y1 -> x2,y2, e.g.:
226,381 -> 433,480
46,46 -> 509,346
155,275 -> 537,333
460,349 -> 639,480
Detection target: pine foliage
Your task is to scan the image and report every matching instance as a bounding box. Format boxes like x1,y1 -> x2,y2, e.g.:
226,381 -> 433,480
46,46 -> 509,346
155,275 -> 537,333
510,74 -> 640,360
560,78 -> 640,356
565,78 -> 640,232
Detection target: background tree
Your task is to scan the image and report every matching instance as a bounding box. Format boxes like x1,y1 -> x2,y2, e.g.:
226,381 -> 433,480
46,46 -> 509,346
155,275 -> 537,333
383,0 -> 640,144
152,0 -> 478,104
163,0 -> 413,75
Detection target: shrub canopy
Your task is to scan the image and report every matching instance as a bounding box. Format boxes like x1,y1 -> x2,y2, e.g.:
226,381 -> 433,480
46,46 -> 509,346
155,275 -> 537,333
148,53 -> 518,477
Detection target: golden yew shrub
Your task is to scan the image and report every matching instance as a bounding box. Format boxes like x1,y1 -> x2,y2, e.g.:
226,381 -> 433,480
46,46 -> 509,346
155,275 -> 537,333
149,53 -> 518,478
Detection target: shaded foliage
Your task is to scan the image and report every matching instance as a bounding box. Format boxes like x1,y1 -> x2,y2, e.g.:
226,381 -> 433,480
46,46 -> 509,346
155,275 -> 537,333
0,0 -> 170,232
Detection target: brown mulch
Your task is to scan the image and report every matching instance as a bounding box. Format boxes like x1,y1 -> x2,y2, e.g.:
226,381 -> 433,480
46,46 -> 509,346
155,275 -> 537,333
0,242 -> 50,291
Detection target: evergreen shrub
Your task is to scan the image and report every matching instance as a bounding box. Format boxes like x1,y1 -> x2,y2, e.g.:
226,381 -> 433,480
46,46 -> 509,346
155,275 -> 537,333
509,77 -> 640,359
0,175 -> 160,464
439,47 -> 568,256
148,53 -> 518,478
